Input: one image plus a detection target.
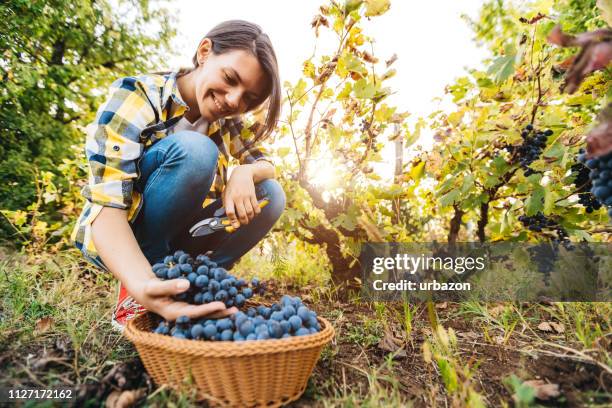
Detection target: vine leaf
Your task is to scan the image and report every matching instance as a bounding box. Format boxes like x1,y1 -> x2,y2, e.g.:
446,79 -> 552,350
365,0 -> 391,17
525,186 -> 544,216
487,54 -> 516,83
439,189 -> 460,207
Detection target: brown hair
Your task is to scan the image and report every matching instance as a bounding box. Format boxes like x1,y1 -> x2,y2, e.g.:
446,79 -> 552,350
177,20 -> 281,141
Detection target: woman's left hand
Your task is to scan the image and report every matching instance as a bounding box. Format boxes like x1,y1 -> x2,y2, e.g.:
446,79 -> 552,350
223,165 -> 261,228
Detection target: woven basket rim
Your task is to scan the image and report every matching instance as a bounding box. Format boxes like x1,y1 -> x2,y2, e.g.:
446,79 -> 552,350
124,311 -> 334,357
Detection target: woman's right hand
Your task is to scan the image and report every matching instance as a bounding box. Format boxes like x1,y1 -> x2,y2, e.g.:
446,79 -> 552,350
91,207 -> 237,321
131,276 -> 238,321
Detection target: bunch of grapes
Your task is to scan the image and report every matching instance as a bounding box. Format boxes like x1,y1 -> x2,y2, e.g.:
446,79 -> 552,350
526,243 -> 559,286
571,151 -> 603,213
507,124 -> 553,176
153,295 -> 321,341
151,250 -> 266,308
578,150 -> 612,219
519,212 -> 574,285
518,212 -> 573,249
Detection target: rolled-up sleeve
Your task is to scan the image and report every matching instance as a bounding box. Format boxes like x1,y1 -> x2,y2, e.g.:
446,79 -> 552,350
82,77 -> 156,210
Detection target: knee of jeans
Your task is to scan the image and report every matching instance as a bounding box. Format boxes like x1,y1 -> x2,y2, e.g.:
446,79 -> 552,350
257,178 -> 286,220
169,131 -> 219,178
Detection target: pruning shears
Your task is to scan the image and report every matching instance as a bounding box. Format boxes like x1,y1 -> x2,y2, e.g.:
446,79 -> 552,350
189,199 -> 269,237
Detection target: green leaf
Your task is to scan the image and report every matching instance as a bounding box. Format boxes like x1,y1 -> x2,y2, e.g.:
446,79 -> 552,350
491,155 -> 510,175
543,142 -> 564,160
439,189 -> 460,207
337,82 -> 352,100
338,51 -> 367,77
344,0 -> 363,14
515,383 -> 536,405
461,174 -> 475,194
487,54 -> 515,83
543,185 -> 556,215
353,78 -> 376,99
291,78 -> 308,105
525,186 -> 544,216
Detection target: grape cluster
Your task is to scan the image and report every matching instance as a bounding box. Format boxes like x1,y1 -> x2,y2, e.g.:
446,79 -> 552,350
151,250 -> 266,308
153,295 -> 321,341
571,150 -> 603,213
518,212 -> 573,249
508,124 -> 553,176
520,212 -> 572,286
578,150 -> 612,219
526,243 -> 559,286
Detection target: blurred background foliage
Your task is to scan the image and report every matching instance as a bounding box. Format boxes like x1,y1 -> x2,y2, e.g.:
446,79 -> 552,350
0,0 -> 174,247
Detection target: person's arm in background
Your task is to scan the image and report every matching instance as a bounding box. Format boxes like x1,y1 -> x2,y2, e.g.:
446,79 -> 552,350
85,77 -> 235,320
224,120 -> 276,228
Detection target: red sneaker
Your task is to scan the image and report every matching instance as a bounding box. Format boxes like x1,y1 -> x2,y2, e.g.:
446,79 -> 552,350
111,283 -> 146,332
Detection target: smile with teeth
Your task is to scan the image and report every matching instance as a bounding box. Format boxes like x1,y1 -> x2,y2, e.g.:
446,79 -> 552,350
211,92 -> 228,114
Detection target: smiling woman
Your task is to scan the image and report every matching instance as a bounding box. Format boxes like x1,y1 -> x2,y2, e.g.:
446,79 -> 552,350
71,20 -> 286,329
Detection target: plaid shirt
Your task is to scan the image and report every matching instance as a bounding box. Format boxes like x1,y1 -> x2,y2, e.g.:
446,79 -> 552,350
71,72 -> 271,267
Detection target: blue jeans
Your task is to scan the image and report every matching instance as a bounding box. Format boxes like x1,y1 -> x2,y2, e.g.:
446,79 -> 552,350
130,131 -> 285,269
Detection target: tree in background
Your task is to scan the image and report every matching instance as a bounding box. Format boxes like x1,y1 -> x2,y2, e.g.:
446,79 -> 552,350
273,0 -> 425,288
0,0 -> 174,246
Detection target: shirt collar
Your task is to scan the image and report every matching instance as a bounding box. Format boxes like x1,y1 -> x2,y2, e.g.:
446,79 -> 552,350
163,71 -> 223,136
165,71 -> 188,109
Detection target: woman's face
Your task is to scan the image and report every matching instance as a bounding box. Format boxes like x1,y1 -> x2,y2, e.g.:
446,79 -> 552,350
193,39 -> 268,122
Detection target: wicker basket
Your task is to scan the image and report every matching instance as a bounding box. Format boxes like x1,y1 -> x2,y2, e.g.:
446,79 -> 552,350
124,311 -> 334,407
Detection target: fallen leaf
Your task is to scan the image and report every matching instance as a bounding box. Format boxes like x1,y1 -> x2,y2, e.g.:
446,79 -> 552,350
457,331 -> 479,340
435,302 -> 448,310
378,327 -> 404,353
523,380 -> 561,401
488,304 -> 506,317
538,321 -> 565,333
550,322 -> 565,333
35,317 -> 54,334
421,328 -> 432,337
537,321 -> 553,332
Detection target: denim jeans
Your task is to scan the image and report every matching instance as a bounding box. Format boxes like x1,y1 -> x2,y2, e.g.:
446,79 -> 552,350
130,131 -> 285,269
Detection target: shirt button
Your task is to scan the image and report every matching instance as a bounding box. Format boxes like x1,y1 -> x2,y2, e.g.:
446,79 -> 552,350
113,145 -> 120,151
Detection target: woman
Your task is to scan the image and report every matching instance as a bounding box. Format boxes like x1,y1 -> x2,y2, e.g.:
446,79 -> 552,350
71,20 -> 285,329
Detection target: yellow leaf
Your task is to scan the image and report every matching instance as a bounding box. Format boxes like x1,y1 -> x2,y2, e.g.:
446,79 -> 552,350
409,161 -> 425,181
364,0 -> 390,16
302,60 -> 315,79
